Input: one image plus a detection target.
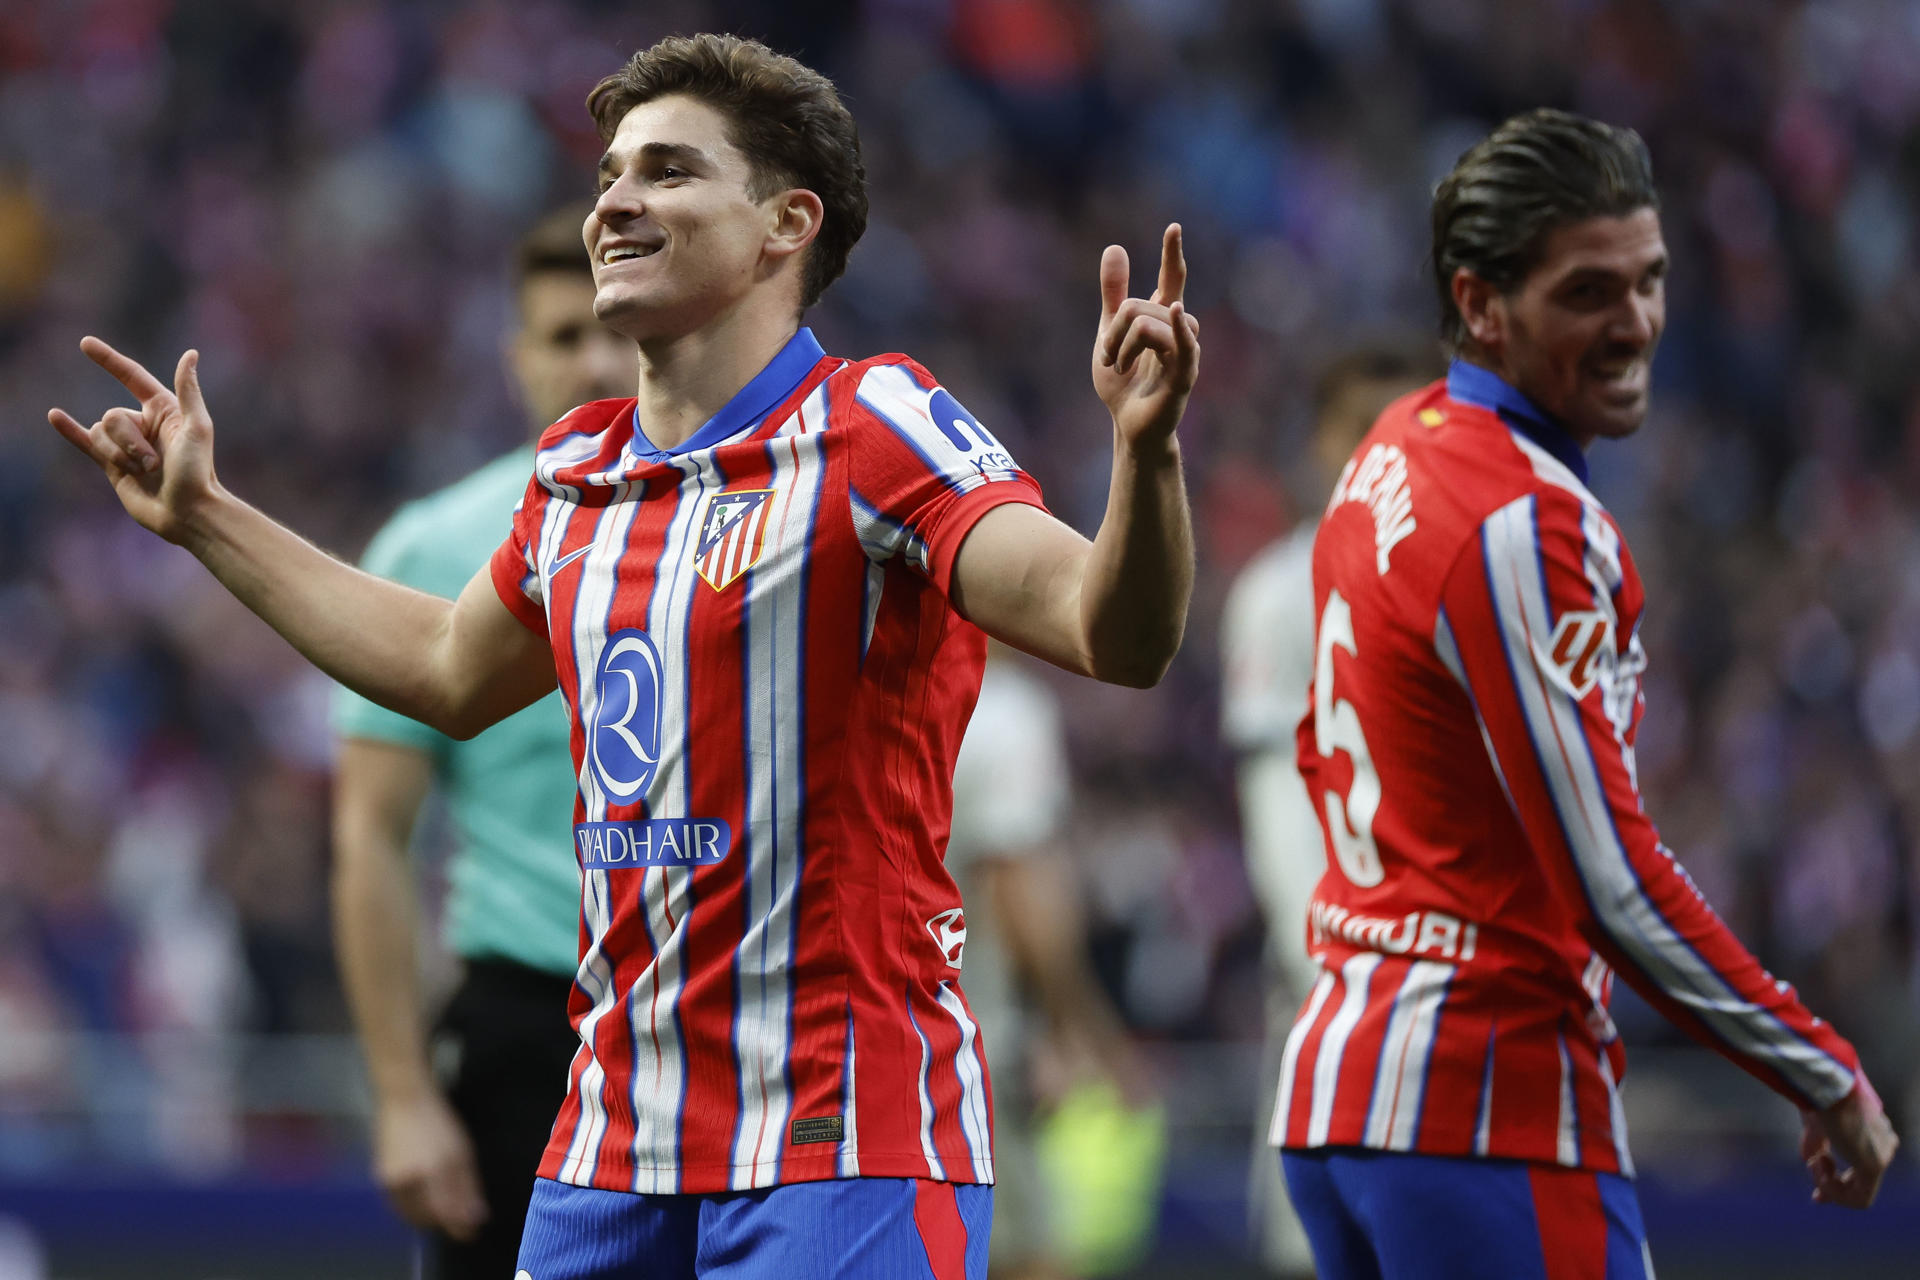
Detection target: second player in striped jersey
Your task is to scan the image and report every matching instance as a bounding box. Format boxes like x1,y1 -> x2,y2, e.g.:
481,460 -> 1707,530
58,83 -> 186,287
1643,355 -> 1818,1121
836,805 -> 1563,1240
1274,110 -> 1897,1279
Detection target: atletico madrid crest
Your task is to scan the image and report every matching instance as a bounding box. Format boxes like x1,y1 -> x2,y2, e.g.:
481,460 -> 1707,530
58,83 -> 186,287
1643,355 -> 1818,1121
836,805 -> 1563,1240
694,489 -> 774,590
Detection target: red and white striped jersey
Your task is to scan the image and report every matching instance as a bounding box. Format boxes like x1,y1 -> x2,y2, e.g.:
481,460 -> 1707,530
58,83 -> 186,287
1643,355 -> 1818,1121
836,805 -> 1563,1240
1272,360 -> 1860,1175
487,329 -> 1045,1195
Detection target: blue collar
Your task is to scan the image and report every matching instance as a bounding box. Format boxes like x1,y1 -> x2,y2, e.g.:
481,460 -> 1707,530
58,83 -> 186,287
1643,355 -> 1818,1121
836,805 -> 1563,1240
1446,358 -> 1589,485
630,328 -> 827,459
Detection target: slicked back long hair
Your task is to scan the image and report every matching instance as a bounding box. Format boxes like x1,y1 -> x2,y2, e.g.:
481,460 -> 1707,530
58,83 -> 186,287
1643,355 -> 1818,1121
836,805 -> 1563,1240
1430,109 -> 1658,352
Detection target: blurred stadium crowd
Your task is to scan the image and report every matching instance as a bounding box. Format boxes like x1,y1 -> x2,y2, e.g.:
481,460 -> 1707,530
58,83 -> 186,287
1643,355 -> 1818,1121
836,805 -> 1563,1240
1,0 -> 1918,1190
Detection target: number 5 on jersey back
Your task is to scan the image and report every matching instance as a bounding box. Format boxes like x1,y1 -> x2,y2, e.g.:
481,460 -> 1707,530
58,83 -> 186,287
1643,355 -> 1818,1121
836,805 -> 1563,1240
1314,589 -> 1384,887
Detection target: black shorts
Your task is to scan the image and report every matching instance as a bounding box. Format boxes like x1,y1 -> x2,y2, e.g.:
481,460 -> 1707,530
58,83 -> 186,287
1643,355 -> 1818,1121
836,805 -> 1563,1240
430,958 -> 578,1280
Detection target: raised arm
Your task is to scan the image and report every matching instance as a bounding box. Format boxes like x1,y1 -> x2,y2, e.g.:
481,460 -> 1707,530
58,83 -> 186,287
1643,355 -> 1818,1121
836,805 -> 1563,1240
950,225 -> 1199,688
49,339 -> 554,737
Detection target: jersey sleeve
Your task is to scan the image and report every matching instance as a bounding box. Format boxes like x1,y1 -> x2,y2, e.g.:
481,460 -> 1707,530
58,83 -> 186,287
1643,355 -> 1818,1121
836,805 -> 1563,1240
1436,486 -> 1860,1110
842,358 -> 1048,596
487,473 -> 552,636
335,512 -> 452,753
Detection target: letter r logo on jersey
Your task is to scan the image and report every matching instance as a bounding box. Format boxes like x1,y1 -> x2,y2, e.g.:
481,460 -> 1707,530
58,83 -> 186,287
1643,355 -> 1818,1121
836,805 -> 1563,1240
1547,610 -> 1613,699
926,908 -> 967,969
589,629 -> 664,801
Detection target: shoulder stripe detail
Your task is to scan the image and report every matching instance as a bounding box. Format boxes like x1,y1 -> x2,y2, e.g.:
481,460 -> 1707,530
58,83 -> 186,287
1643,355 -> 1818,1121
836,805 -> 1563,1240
854,363 -> 1023,495
1480,496 -> 1856,1103
1507,429 -> 1599,506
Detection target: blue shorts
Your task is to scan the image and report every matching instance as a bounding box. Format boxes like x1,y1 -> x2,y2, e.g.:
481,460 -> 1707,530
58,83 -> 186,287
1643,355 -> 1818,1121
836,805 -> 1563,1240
1281,1149 -> 1652,1280
515,1175 -> 993,1279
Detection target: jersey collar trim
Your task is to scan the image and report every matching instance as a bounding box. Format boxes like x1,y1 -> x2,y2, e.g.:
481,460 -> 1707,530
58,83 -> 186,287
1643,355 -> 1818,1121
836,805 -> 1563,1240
629,327 -> 827,460
1446,358 -> 1589,486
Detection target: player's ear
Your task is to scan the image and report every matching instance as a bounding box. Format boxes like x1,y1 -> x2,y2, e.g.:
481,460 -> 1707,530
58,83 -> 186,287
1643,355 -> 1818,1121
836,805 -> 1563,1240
764,188 -> 824,264
1452,267 -> 1504,351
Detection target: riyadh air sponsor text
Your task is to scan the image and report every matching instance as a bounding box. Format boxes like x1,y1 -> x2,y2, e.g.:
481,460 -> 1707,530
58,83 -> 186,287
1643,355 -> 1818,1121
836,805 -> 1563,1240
575,819 -> 732,868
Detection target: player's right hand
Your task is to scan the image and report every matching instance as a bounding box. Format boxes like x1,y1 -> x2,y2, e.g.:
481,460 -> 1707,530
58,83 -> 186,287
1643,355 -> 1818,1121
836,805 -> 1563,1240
47,337 -> 220,545
374,1091 -> 491,1241
1801,1070 -> 1899,1209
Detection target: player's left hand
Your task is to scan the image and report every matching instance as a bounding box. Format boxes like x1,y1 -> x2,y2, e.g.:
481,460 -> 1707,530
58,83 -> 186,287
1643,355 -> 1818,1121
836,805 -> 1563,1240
1801,1070 -> 1899,1209
1093,223 -> 1201,452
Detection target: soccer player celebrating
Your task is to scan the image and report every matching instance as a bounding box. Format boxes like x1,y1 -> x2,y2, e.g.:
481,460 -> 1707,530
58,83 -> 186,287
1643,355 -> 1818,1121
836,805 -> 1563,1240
1271,109 -> 1898,1277
331,204 -> 630,1277
47,33 -> 1198,1280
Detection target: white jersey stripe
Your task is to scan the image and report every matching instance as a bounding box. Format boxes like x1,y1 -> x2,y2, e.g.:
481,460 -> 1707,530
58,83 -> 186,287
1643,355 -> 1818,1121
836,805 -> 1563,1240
624,467 -> 707,1191
560,489 -> 644,1186
849,485 -> 933,571
1271,969 -> 1335,1147
534,429 -> 605,504
1555,1030 -> 1579,1167
906,997 -> 946,1179
938,983 -> 996,1183
1481,497 -> 1855,1104
1364,960 -> 1453,1151
837,1009 -> 860,1178
1307,953 -> 1381,1145
1598,1049 -> 1634,1177
860,561 -> 885,661
527,479 -> 576,616
1472,1026 -> 1496,1156
728,435 -> 823,1187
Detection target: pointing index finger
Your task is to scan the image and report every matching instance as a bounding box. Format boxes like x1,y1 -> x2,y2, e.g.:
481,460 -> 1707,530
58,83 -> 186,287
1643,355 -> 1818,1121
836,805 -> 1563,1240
1153,224 -> 1186,306
81,336 -> 170,403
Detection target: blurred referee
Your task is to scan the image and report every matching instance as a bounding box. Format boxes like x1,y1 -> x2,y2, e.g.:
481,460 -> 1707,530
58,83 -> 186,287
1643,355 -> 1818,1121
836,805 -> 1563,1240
329,205 -> 629,1278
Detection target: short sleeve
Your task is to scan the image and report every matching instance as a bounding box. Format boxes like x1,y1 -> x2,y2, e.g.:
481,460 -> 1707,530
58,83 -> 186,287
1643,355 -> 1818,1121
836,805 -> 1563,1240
843,359 -> 1047,596
335,513 -> 453,752
488,476 -> 551,636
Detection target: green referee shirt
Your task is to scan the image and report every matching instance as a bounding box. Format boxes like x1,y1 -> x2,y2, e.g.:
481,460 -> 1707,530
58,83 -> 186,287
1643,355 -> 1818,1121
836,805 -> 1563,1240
334,445 -> 580,977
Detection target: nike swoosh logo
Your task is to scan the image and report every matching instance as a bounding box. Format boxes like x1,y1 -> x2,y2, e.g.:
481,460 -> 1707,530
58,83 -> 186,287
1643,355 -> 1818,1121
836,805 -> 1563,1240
547,544 -> 593,580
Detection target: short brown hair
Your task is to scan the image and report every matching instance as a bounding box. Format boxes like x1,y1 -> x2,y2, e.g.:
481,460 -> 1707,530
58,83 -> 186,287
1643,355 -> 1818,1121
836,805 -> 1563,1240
1431,109 -> 1658,353
587,33 -> 868,309
514,201 -> 596,293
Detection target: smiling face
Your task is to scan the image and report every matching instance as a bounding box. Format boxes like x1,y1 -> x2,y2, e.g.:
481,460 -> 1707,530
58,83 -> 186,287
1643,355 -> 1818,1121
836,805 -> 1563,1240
584,94 -> 814,343
1456,207 -> 1669,447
